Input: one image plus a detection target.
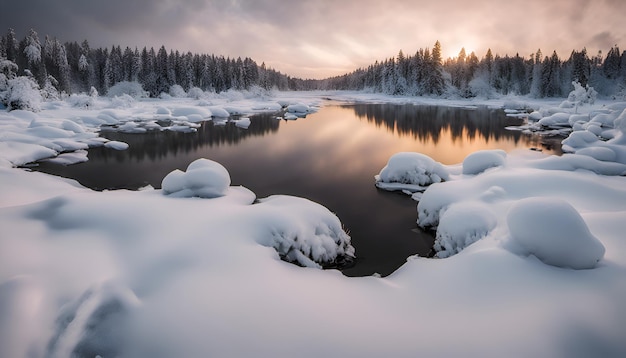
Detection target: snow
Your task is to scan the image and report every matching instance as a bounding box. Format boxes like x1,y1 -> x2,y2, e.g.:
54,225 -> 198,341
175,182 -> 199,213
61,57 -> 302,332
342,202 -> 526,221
507,197 -> 605,269
375,152 -> 449,191
103,141 -> 129,150
434,201 -> 497,258
1,90 -> 626,357
462,149 -> 507,175
233,116 -> 251,129
161,158 -> 232,198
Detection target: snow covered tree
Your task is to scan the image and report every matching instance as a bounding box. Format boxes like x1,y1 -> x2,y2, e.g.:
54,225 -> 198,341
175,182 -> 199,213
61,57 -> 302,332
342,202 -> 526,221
603,46 -> 621,79
567,80 -> 597,113
541,51 -> 562,97
529,49 -> 543,97
425,41 -> 445,95
21,29 -> 47,86
4,28 -> 18,62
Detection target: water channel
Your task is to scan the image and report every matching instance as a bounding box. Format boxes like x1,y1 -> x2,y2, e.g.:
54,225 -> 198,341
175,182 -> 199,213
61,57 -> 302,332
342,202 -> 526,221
33,102 -> 561,276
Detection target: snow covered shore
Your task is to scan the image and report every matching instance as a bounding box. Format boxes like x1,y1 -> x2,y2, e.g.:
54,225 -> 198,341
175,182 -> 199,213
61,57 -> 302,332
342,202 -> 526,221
1,90 -> 626,357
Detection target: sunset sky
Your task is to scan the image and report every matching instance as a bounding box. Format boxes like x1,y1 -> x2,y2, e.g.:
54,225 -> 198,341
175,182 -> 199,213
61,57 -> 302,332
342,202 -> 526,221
5,0 -> 625,79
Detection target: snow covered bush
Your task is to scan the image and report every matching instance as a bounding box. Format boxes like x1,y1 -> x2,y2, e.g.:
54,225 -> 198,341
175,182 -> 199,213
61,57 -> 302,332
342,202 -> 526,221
110,93 -> 136,108
507,197 -> 605,269
434,202 -> 497,258
4,76 -> 42,112
68,94 -> 95,108
169,84 -> 187,98
187,87 -> 204,99
566,81 -> 597,113
162,158 -> 231,198
40,75 -> 60,101
468,74 -> 495,98
0,59 -> 18,105
256,195 -> 355,268
107,81 -> 148,99
375,152 -> 449,190
462,150 -> 506,175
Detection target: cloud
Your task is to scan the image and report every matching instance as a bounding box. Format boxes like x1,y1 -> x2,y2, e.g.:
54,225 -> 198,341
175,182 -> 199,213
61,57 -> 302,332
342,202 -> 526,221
3,0 -> 625,78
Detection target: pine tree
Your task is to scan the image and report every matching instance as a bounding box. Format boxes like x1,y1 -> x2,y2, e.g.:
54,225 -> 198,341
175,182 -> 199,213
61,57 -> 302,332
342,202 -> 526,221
425,41 -> 445,95
21,29 -> 47,86
603,46 -> 621,79
529,49 -> 543,97
4,28 -> 18,62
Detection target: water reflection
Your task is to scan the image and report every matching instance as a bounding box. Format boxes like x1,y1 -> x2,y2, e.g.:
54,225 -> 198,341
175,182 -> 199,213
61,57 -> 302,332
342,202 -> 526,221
350,103 -> 523,144
32,103 -> 562,277
98,114 -> 280,163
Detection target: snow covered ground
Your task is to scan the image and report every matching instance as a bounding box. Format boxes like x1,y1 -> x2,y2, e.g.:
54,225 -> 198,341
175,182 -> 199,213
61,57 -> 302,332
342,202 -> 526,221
1,89 -> 626,357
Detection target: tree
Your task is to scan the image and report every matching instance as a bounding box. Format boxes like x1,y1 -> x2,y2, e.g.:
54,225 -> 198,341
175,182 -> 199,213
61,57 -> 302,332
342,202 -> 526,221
21,29 -> 47,86
529,49 -> 543,97
4,28 -> 18,62
603,46 -> 621,79
541,51 -> 562,97
424,41 -> 445,95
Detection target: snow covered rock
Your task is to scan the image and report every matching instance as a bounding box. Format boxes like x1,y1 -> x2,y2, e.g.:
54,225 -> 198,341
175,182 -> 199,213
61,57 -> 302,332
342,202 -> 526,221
462,149 -> 506,175
434,202 -> 497,258
375,152 -> 449,191
161,158 -> 231,198
507,198 -> 605,269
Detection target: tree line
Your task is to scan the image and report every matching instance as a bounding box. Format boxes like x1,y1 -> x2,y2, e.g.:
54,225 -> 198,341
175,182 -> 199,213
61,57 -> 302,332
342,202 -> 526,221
1,28 -> 625,99
315,42 -> 626,98
0,28 -> 297,98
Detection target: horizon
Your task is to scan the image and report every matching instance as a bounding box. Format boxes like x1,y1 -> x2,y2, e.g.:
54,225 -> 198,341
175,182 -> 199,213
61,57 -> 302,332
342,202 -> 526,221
3,0 -> 625,80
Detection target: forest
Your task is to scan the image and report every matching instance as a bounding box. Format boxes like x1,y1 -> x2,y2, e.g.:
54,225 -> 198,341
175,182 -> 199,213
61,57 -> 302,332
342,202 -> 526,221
1,28 -> 625,100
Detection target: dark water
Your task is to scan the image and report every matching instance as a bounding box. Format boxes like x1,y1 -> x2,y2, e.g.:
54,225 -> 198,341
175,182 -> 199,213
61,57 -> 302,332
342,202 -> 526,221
32,102 -> 560,276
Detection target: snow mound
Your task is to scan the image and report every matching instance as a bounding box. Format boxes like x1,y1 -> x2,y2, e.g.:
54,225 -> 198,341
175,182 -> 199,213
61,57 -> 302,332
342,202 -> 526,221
434,202 -> 497,258
104,141 -> 129,150
462,150 -> 506,175
171,106 -> 212,120
286,103 -> 312,114
538,113 -> 571,128
233,117 -> 251,129
255,195 -> 355,268
375,152 -> 449,191
161,158 -> 231,198
507,198 -> 605,269
208,106 -> 230,117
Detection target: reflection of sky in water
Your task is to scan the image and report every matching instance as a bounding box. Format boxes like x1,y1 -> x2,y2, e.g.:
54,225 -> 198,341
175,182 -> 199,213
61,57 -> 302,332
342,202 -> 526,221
34,103 -> 560,276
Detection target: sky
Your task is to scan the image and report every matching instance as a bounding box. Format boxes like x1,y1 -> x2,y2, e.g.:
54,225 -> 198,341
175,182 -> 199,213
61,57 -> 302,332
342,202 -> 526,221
4,0 -> 626,79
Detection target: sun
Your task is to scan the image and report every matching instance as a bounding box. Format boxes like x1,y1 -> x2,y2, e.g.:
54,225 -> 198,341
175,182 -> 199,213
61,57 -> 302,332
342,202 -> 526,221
444,39 -> 479,59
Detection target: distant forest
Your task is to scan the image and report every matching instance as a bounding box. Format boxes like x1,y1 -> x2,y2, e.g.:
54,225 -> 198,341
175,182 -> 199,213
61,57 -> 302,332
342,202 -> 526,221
1,28 -> 625,99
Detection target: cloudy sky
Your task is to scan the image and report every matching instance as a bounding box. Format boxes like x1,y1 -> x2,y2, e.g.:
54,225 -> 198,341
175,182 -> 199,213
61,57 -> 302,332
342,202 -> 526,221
5,0 -> 625,79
